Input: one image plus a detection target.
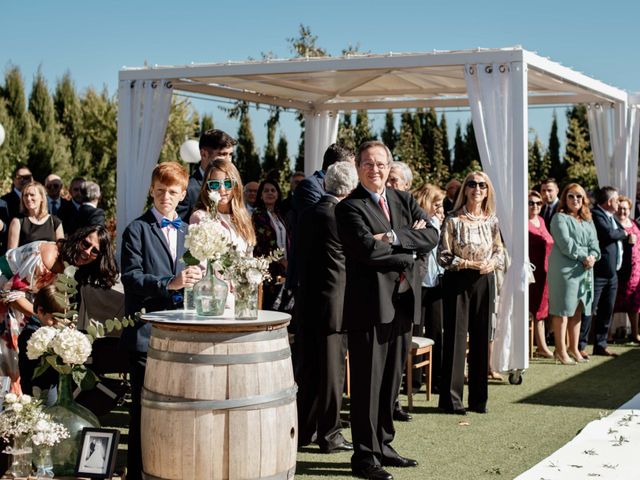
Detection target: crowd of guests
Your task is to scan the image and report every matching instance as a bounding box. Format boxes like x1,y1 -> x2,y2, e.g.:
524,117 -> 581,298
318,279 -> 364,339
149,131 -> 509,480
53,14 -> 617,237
3,126 -> 638,480
529,178 -> 640,368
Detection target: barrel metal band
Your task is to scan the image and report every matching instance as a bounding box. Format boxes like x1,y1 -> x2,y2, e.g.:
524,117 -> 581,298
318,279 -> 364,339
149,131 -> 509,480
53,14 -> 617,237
142,466 -> 295,480
141,385 -> 297,411
150,325 -> 287,343
147,345 -> 290,365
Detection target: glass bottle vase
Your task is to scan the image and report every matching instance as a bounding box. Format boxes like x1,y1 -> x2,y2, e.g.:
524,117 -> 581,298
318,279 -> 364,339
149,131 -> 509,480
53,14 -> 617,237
33,444 -> 54,479
45,374 -> 100,476
4,434 -> 32,478
234,281 -> 259,319
193,260 -> 228,316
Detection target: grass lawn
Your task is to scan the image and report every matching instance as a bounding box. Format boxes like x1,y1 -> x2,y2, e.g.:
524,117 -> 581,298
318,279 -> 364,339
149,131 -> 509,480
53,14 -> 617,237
101,344 -> 640,479
295,344 -> 640,480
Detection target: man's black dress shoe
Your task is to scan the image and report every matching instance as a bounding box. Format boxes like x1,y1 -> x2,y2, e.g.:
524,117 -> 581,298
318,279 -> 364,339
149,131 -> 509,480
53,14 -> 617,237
441,406 -> 467,415
319,441 -> 353,453
381,455 -> 419,468
352,465 -> 393,480
392,409 -> 413,422
593,347 -> 619,357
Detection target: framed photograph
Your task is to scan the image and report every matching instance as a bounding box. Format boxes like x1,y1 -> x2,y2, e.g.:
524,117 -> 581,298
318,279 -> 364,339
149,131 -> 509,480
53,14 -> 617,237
75,427 -> 120,478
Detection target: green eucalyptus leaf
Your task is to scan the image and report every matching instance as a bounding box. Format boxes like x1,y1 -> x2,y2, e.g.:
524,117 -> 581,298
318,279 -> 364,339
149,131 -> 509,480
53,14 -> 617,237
80,368 -> 99,391
113,319 -> 122,330
33,362 -> 50,379
105,319 -> 114,332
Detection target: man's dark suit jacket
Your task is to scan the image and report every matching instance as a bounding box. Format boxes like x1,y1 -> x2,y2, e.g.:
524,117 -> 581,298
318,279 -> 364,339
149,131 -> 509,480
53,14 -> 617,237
541,200 -> 559,229
176,168 -> 204,221
592,205 -> 626,279
119,209 -> 186,353
0,199 -> 10,254
288,170 -> 325,289
1,190 -> 21,221
335,185 -> 439,330
76,204 -> 106,230
56,199 -> 78,235
298,195 -> 345,333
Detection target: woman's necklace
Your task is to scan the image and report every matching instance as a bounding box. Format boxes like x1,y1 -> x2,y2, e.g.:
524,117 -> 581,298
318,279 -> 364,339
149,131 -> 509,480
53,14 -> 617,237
463,206 -> 485,221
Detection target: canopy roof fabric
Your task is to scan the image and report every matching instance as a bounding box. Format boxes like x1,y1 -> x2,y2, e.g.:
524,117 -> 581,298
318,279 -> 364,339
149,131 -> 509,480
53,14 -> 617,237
119,47 -> 627,112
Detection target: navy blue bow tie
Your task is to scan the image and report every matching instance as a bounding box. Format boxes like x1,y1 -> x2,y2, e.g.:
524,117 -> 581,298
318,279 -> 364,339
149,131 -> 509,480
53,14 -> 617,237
160,217 -> 182,229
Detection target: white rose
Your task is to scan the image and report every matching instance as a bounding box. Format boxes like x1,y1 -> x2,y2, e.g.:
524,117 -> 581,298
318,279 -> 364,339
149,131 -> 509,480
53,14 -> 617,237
19,395 -> 31,405
10,402 -> 23,412
3,393 -> 17,404
208,190 -> 221,204
27,326 -> 58,360
51,328 -> 92,365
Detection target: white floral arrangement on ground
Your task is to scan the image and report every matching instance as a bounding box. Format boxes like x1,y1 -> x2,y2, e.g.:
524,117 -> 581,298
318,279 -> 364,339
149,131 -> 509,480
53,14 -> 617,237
0,394 -> 68,447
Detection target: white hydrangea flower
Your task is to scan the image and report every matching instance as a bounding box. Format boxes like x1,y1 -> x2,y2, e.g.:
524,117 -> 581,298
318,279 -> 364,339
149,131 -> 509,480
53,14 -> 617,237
10,403 -> 23,412
26,326 -> 58,360
3,393 -> 17,404
19,395 -> 31,405
51,328 -> 92,365
184,217 -> 231,262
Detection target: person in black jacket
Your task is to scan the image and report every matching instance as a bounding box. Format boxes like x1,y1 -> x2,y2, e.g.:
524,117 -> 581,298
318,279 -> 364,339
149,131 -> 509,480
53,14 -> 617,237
579,186 -> 628,358
296,161 -> 358,453
76,181 -> 106,229
1,164 -> 32,221
336,141 -> 438,480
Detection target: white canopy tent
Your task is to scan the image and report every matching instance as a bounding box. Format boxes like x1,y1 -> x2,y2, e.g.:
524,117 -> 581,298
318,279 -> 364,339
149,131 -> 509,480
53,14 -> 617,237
117,46 -> 638,375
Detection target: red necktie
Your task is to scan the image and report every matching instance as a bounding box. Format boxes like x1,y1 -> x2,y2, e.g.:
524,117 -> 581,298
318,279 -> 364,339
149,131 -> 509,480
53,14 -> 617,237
378,196 -> 391,222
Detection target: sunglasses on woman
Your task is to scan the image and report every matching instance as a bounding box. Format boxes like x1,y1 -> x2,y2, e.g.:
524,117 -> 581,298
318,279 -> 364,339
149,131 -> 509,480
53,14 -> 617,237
567,193 -> 583,200
207,178 -> 235,190
81,238 -> 100,257
466,180 -> 488,190
528,200 -> 542,207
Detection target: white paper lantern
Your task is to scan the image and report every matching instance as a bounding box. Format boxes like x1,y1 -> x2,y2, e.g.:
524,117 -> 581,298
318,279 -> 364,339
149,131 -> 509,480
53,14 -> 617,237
0,123 -> 5,147
179,139 -> 200,164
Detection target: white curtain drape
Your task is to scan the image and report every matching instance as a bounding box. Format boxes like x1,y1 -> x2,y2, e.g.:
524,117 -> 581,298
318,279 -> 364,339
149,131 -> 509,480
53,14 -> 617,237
464,62 -> 529,373
614,106 -> 640,208
587,103 -> 618,188
303,111 -> 339,176
116,79 -> 173,254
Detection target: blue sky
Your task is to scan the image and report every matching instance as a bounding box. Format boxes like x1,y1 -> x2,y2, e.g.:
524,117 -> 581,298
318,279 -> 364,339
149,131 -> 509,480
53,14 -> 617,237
2,0 -> 638,164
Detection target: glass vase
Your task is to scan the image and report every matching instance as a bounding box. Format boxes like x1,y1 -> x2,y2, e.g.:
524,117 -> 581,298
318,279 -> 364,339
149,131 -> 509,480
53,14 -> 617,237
193,260 -> 228,316
33,444 -> 54,479
234,281 -> 259,319
4,434 -> 32,478
183,286 -> 195,311
45,374 -> 100,476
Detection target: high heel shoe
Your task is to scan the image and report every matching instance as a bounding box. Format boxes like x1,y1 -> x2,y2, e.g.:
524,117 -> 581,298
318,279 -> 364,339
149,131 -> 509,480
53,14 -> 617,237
568,351 -> 587,363
533,350 -> 554,359
553,351 -> 576,365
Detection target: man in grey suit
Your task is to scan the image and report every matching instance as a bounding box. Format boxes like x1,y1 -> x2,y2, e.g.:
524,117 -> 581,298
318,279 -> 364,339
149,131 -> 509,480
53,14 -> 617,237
336,141 -> 438,480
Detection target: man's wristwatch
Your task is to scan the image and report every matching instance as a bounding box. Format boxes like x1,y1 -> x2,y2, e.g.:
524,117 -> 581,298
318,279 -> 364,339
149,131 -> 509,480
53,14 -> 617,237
385,231 -> 393,243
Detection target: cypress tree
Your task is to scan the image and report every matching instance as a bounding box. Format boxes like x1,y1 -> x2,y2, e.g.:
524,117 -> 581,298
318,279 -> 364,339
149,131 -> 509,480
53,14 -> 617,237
160,97 -> 200,165
354,110 -> 375,147
262,109 -> 280,175
547,111 -> 564,183
295,112 -> 304,174
528,135 -> 544,187
380,110 -> 398,152
395,111 -> 428,185
275,134 -> 291,187
53,72 -> 83,162
199,114 -> 214,136
452,122 -> 467,175
337,112 -> 356,152
28,70 -> 72,181
234,102 -> 261,182
564,116 -> 597,191
0,66 -> 31,171
430,125 -> 449,187
440,112 -> 451,168
464,120 -> 480,168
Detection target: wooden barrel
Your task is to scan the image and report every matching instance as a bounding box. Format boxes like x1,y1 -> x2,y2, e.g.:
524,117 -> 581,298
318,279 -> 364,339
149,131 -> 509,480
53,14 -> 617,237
140,311 -> 296,480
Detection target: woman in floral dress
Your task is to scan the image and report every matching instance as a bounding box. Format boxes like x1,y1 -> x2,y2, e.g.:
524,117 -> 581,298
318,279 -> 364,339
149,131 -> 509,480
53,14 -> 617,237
614,196 -> 640,343
0,225 -> 118,393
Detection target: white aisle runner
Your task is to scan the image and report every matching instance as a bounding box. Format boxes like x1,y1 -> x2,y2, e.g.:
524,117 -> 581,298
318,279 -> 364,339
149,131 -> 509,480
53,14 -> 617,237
516,393 -> 640,479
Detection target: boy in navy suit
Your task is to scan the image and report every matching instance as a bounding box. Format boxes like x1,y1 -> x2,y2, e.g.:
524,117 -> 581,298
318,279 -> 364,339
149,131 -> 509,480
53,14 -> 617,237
120,161 -> 202,480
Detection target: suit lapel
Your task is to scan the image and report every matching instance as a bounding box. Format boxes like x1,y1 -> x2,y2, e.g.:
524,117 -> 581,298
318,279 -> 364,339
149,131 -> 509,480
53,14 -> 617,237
386,190 -> 403,230
145,211 -> 173,264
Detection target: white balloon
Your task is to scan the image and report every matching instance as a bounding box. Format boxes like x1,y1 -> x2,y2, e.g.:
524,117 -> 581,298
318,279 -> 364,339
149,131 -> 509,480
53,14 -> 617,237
0,123 -> 5,147
179,139 -> 200,164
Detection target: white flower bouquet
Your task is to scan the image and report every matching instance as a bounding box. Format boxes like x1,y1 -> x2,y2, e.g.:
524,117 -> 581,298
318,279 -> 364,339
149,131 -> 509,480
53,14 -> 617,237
0,394 -> 67,447
183,216 -> 232,267
26,325 -> 96,389
222,246 -> 279,285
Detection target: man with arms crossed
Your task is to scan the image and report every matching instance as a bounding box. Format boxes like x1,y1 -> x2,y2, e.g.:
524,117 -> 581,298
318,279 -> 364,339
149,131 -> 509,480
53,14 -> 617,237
336,141 -> 438,480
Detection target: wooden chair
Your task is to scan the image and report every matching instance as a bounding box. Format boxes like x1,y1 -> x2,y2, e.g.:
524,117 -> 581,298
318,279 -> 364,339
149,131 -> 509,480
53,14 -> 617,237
405,336 -> 434,411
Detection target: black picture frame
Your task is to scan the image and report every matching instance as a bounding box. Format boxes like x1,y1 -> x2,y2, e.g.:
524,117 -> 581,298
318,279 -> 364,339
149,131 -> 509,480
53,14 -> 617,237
74,427 -> 120,479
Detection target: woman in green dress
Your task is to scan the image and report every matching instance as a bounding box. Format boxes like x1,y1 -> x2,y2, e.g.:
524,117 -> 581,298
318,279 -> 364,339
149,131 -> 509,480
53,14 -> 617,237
548,183 -> 600,365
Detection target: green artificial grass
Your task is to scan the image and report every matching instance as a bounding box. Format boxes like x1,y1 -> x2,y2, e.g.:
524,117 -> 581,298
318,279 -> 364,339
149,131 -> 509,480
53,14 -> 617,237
100,345 -> 640,479
295,345 -> 640,480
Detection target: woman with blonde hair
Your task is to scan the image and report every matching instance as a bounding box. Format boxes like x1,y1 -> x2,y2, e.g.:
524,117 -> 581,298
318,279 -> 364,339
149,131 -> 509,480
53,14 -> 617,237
190,159 -> 256,252
548,183 -> 600,364
438,171 -> 503,415
7,181 -> 64,249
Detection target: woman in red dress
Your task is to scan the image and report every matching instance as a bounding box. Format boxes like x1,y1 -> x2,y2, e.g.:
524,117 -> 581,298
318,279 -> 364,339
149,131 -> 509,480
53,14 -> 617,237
613,195 -> 640,343
528,190 -> 554,357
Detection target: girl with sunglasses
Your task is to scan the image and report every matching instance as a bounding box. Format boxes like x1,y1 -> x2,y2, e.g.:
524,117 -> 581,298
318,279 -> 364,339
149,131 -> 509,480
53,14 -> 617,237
437,171 -> 503,415
0,225 -> 118,393
190,159 -> 256,253
547,183 -> 600,365
528,190 -> 554,358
